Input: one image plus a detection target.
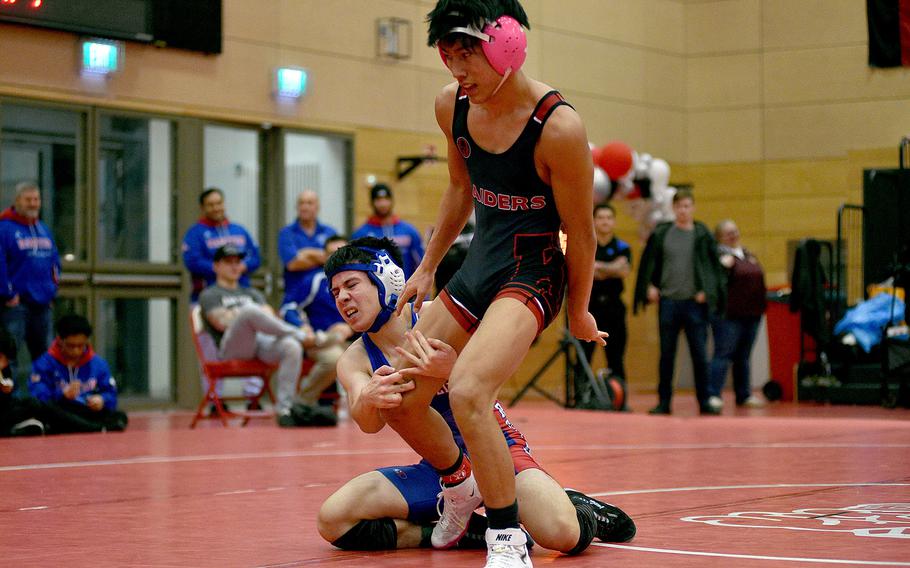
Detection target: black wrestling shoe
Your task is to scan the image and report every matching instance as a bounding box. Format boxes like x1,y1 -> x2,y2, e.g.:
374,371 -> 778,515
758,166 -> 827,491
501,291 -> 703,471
565,489 -> 636,542
454,512 -> 490,550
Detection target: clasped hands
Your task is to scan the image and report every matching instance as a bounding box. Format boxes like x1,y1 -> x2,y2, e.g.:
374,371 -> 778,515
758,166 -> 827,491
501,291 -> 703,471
62,380 -> 104,411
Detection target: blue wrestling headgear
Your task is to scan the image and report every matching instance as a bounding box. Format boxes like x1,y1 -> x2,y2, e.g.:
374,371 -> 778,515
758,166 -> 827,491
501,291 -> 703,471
326,246 -> 406,333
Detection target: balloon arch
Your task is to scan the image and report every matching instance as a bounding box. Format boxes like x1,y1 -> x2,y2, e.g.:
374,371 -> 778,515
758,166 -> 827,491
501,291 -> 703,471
589,140 -> 676,242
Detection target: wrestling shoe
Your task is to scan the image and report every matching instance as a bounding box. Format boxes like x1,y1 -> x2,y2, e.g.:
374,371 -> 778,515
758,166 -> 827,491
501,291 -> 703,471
456,513 -> 536,551
484,527 -> 532,568
565,489 -> 636,542
431,472 -> 483,548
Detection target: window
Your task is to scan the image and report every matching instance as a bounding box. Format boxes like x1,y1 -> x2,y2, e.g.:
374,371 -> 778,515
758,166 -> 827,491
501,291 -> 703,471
284,132 -> 349,232
97,114 -> 176,263
204,124 -> 261,242
95,297 -> 176,399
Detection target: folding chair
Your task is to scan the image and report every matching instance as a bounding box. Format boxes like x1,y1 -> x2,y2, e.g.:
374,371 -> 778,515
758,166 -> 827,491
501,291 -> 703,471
189,305 -> 278,428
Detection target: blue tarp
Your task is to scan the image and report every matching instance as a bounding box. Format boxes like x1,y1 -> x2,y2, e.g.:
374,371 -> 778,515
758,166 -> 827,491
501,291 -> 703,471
834,293 -> 907,352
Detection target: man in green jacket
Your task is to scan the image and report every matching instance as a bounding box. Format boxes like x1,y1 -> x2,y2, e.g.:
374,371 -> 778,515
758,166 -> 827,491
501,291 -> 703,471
633,189 -> 726,415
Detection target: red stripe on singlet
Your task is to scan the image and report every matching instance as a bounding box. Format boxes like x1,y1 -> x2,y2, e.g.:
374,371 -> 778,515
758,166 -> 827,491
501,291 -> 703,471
439,289 -> 480,333
532,92 -> 566,124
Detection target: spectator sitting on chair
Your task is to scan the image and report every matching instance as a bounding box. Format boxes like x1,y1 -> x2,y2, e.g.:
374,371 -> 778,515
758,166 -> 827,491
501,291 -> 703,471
0,327 -> 48,436
29,314 -> 128,433
199,244 -> 335,427
280,235 -> 353,409
183,187 -> 262,410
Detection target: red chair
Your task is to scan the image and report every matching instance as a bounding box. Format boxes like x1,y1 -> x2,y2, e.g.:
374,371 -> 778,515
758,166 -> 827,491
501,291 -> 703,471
189,305 -> 278,428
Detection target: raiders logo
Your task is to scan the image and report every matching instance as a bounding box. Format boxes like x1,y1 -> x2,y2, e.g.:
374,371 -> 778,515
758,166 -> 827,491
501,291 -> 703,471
456,136 -> 471,159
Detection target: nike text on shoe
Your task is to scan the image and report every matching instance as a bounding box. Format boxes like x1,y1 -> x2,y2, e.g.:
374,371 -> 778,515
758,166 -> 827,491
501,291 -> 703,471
431,472 -> 484,549
484,527 -> 532,568
565,489 -> 636,542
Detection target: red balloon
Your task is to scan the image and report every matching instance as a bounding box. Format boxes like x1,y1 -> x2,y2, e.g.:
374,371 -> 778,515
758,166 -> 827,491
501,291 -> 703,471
590,145 -> 605,168
594,141 -> 633,180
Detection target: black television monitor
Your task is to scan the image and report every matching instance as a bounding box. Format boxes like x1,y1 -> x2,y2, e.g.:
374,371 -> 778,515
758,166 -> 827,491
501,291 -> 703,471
0,0 -> 221,54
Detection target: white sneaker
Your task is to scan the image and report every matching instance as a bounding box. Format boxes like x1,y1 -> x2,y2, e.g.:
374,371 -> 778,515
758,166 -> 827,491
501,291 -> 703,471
484,527 -> 532,568
741,395 -> 766,408
707,395 -> 724,411
431,472 -> 483,549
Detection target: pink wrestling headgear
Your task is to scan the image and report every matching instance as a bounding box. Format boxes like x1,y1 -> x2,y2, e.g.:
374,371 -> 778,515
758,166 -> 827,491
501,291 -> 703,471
439,15 -> 527,77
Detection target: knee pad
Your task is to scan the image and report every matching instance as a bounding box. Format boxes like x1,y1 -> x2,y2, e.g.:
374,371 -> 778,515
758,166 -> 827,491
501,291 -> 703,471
567,502 -> 596,555
332,518 -> 397,551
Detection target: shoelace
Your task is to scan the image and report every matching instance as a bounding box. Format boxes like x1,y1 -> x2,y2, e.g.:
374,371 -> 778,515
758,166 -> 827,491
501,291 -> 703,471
435,485 -> 465,532
486,543 -> 526,567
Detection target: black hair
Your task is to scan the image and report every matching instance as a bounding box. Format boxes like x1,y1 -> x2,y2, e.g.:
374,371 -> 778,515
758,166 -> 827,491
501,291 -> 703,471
325,234 -> 348,248
325,236 -> 404,276
0,328 -> 16,360
426,0 -> 530,47
56,314 -> 93,339
594,203 -> 616,216
199,187 -> 223,206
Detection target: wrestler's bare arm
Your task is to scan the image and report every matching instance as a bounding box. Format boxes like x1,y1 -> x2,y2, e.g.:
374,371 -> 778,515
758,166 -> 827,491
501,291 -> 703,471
539,105 -> 606,344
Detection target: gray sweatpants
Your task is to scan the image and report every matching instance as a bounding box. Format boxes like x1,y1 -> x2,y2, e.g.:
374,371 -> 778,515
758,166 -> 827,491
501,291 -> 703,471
218,306 -> 302,414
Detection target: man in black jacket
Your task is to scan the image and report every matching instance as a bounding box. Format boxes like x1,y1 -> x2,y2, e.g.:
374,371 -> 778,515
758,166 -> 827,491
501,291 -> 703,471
633,190 -> 725,415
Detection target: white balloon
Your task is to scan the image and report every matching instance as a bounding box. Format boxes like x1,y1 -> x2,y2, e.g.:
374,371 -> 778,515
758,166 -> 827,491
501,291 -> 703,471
648,158 -> 670,188
593,167 -> 611,204
635,152 -> 652,178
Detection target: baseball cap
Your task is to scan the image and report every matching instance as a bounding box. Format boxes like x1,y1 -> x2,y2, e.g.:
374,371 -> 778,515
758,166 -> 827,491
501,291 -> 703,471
214,244 -> 246,262
370,183 -> 393,200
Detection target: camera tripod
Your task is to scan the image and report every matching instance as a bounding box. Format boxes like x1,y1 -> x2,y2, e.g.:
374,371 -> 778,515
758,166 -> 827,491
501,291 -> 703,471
508,311 -> 612,408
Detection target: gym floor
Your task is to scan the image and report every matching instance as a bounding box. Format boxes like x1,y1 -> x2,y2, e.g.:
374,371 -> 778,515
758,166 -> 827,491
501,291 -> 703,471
2,392 -> 908,567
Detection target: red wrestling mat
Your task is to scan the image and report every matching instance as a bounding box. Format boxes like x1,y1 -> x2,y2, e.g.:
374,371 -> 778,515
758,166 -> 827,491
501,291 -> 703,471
1,399 -> 908,567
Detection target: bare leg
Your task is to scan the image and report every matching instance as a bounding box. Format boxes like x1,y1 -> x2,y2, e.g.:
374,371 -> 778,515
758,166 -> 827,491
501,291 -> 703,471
317,471 -> 424,548
448,298 -> 539,510
381,300 -> 472,469
515,469 -> 580,552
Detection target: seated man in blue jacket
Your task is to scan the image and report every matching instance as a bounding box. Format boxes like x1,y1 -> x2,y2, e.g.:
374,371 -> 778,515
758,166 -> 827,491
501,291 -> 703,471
29,314 -> 128,433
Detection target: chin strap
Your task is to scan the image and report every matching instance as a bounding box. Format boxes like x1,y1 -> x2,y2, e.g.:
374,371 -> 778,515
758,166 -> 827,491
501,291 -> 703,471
367,308 -> 394,333
490,67 -> 512,98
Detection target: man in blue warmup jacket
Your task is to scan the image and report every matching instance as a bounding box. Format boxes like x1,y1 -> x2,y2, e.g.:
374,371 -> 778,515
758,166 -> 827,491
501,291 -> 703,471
182,187 -> 261,302
278,190 -> 339,312
352,183 -> 424,279
30,314 -> 128,433
0,182 -> 61,378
